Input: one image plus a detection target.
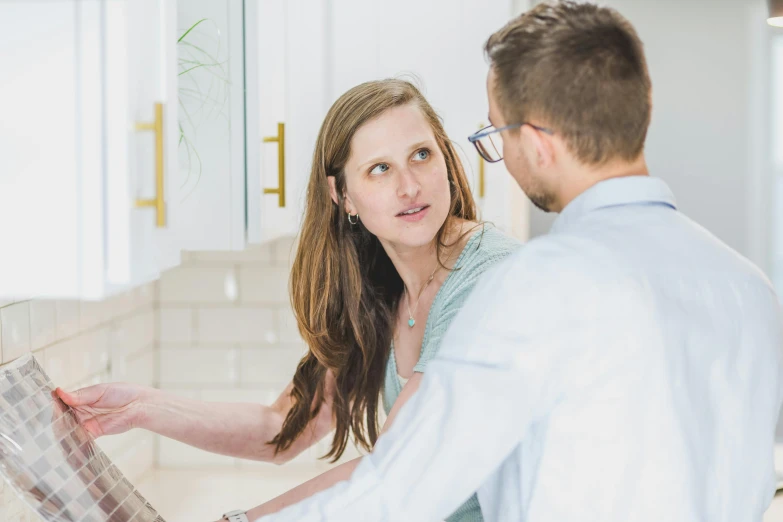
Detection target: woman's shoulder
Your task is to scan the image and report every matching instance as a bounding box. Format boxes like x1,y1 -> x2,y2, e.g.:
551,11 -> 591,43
452,223 -> 522,277
417,224 -> 522,370
435,224 -> 522,309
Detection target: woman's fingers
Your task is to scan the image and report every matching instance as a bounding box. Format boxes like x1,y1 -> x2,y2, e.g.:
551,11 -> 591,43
55,385 -> 108,407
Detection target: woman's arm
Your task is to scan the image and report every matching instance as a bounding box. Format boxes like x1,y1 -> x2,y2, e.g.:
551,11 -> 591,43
58,374 -> 336,465
145,382 -> 335,463
244,373 -> 423,519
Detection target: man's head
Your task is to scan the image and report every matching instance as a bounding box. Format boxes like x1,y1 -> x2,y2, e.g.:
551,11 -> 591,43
484,1 -> 652,212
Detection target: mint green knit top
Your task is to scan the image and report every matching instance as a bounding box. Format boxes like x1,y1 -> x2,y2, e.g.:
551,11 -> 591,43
382,225 -> 521,522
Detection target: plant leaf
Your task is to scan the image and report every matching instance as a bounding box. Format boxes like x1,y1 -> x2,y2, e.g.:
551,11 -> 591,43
178,18 -> 208,43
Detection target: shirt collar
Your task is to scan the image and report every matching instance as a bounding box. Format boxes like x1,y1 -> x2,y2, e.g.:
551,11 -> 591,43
550,175 -> 677,234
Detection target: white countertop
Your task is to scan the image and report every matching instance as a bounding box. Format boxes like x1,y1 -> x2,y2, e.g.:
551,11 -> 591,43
137,462 -> 783,522
137,466 -> 322,522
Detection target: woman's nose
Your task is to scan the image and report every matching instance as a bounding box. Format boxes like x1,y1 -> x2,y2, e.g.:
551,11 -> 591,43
396,167 -> 421,199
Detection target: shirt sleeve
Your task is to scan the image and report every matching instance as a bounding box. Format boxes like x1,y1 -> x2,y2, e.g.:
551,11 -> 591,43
255,244 -> 583,522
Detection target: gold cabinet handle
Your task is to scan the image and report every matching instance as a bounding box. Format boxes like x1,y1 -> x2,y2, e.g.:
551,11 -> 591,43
478,123 -> 486,198
263,122 -> 286,207
134,102 -> 166,227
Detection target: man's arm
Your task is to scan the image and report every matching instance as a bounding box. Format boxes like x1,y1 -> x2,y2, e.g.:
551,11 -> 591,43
244,374 -> 423,519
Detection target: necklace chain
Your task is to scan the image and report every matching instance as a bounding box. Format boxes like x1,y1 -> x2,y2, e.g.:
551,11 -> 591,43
405,263 -> 439,327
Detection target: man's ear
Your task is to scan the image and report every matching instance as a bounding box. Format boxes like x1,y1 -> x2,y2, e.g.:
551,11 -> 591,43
523,125 -> 556,168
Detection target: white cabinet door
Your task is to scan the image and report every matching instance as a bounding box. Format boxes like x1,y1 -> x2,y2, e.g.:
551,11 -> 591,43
0,0 -> 180,300
171,0 -> 247,252
105,0 -> 181,291
245,0 -> 328,244
0,1 -> 83,298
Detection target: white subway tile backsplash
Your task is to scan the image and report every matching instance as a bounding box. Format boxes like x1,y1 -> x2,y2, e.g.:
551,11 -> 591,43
79,298 -> 106,330
135,309 -> 156,355
42,338 -> 74,388
197,307 -> 276,344
184,245 -> 273,265
160,266 -> 239,304
240,345 -> 306,386
136,281 -> 157,307
273,236 -> 298,266
29,300 -> 57,352
239,266 -> 290,305
159,308 -> 194,344
55,300 -> 80,339
103,288 -> 138,321
73,369 -> 112,390
205,388 -> 279,405
1,301 -> 31,363
71,327 -> 111,378
112,432 -> 156,483
112,311 -> 155,361
159,346 -> 239,386
155,388 -> 201,400
149,238 -> 338,469
277,307 -> 305,344
126,350 -> 156,388
109,322 -> 131,383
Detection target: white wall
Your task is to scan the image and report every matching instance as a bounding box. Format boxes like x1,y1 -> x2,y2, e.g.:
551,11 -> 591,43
527,0 -> 773,275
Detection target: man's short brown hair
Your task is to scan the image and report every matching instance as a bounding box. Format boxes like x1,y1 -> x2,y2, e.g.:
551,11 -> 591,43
485,1 -> 652,165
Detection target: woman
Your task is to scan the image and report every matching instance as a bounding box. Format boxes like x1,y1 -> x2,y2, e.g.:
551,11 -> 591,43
57,79 -> 520,522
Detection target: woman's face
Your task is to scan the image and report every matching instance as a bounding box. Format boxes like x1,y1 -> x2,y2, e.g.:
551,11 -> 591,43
336,103 -> 452,250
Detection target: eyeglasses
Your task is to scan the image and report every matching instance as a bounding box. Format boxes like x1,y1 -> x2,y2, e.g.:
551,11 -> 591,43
467,123 -> 554,163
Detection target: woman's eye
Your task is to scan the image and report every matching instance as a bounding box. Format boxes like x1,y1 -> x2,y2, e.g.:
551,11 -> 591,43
370,163 -> 390,175
414,149 -> 430,161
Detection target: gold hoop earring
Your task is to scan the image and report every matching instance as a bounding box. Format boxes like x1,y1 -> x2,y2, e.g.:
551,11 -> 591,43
347,212 -> 359,225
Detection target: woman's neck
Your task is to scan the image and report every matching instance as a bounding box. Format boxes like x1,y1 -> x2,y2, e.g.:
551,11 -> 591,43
382,219 -> 470,298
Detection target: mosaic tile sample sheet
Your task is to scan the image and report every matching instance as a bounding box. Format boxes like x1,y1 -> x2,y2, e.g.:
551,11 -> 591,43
0,355 -> 165,522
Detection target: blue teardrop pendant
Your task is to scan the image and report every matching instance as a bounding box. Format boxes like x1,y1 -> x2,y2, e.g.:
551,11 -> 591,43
408,318 -> 416,328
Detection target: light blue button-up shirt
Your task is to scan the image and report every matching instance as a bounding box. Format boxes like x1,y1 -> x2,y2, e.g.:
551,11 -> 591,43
259,176 -> 783,522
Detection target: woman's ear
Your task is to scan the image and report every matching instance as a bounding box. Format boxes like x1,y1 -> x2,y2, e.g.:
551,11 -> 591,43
327,175 -> 357,215
327,176 -> 340,207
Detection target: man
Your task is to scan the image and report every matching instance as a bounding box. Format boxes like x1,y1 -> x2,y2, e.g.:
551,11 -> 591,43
227,2 -> 783,521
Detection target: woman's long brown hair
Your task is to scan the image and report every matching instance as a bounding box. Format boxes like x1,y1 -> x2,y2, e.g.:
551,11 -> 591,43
270,79 -> 477,461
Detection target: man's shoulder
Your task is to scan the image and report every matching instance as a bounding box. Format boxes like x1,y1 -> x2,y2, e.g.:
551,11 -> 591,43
495,233 -> 602,280
465,233 -> 606,311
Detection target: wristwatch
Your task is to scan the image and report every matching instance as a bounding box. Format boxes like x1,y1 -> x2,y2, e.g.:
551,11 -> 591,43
222,510 -> 249,522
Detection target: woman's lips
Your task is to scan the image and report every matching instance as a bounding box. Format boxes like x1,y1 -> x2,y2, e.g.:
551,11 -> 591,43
396,205 -> 430,222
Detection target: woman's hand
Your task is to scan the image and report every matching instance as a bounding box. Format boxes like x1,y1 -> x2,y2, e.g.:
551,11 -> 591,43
55,383 -> 153,438
56,378 -> 334,463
